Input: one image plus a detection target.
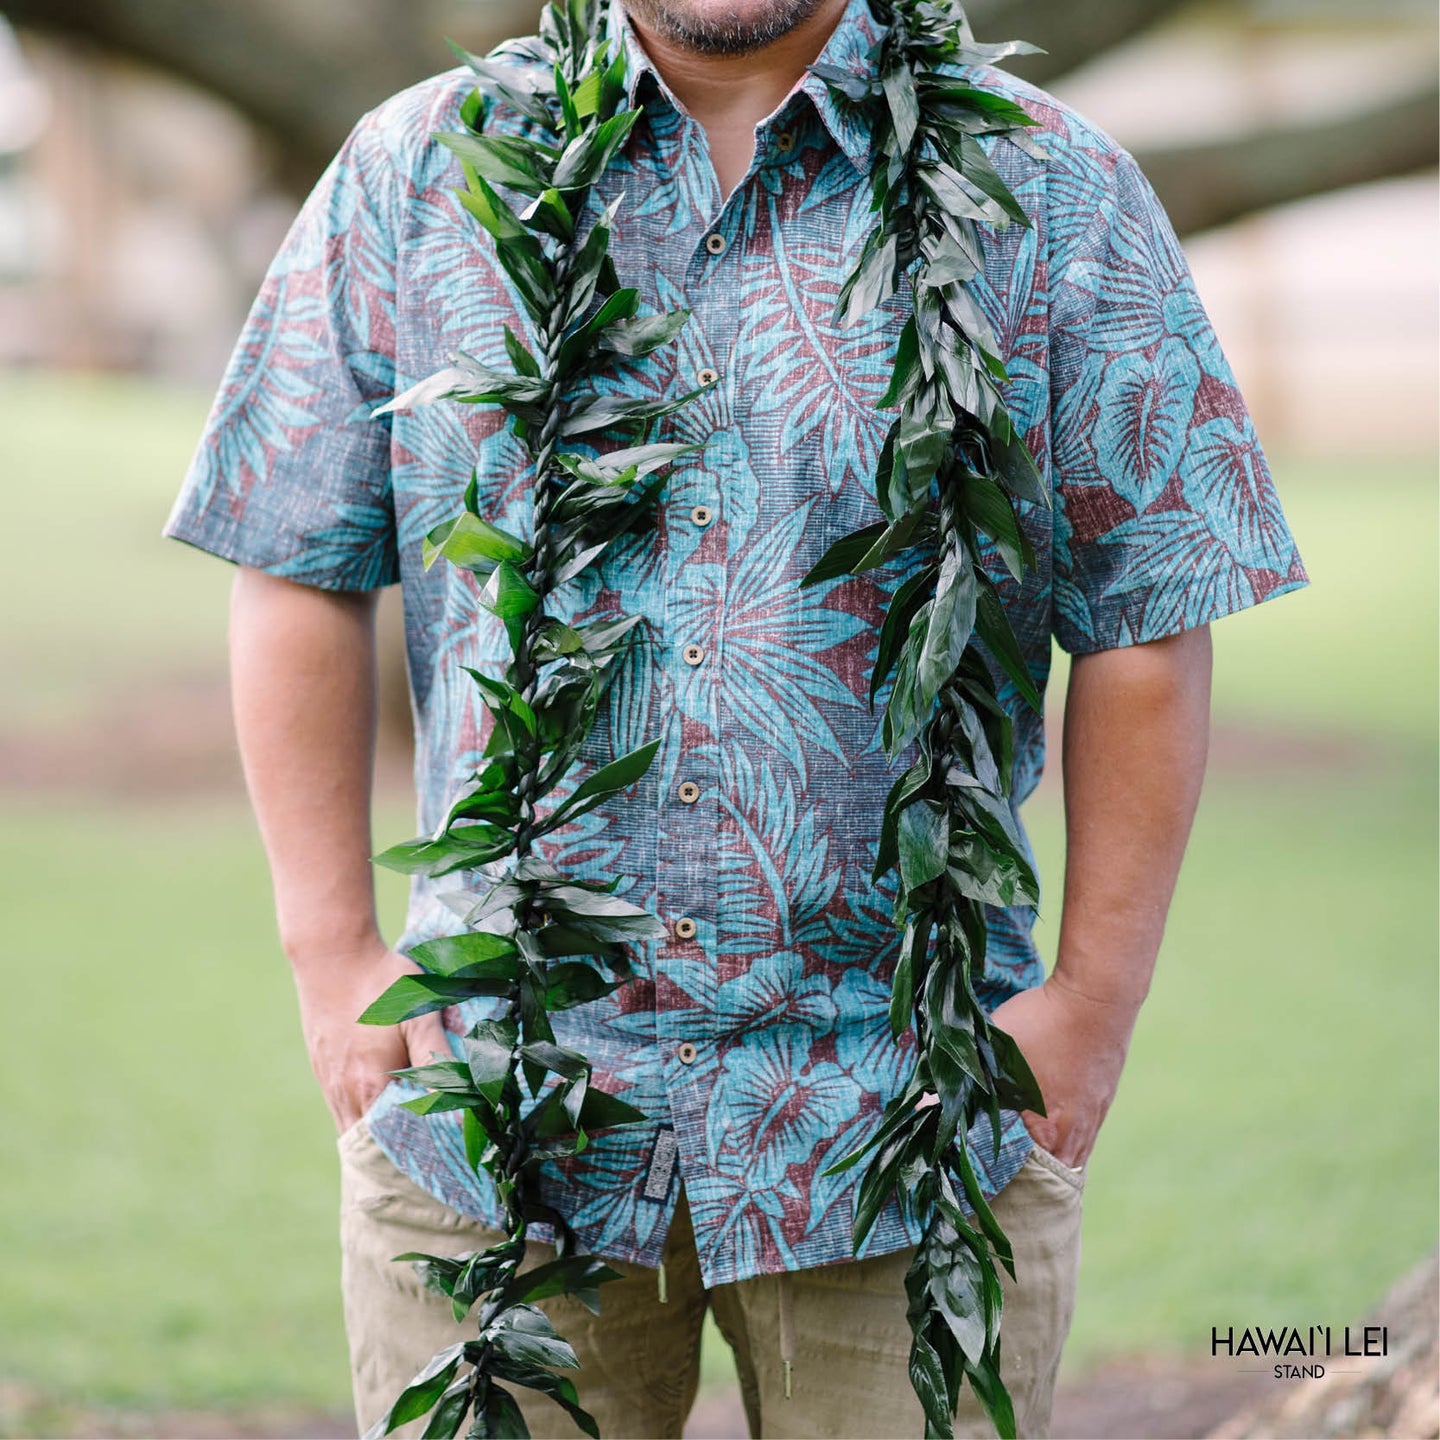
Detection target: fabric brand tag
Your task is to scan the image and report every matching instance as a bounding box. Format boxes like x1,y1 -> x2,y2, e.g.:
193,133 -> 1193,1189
641,1126 -> 678,1201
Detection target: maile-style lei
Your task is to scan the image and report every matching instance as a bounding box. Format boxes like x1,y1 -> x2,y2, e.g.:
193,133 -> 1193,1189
359,0 -> 1051,1433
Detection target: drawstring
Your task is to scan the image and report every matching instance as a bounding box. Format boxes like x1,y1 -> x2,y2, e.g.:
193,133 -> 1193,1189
776,1269 -> 795,1399
656,1259 -> 668,1304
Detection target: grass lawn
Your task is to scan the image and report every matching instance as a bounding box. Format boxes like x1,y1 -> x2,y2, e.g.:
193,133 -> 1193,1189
0,370 -> 1435,1417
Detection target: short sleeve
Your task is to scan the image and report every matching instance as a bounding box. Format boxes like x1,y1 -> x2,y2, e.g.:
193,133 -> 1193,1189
161,110 -> 401,591
1047,139 -> 1310,654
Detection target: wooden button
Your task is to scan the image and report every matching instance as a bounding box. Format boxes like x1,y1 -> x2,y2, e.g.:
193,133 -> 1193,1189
677,1042 -> 698,1064
674,916 -> 697,939
697,367 -> 719,386
678,781 -> 700,803
704,232 -> 726,255
776,132 -> 795,152
690,505 -> 712,527
683,644 -> 704,666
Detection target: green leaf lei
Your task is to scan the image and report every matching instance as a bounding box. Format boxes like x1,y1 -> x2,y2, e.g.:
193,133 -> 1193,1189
360,0 -> 1053,1434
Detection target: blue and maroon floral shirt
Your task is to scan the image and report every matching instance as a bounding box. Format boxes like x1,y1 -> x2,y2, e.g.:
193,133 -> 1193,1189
163,0 -> 1308,1286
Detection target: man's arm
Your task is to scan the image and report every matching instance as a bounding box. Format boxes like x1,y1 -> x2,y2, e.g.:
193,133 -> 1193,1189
990,623 -> 1213,1167
229,565 -> 448,1133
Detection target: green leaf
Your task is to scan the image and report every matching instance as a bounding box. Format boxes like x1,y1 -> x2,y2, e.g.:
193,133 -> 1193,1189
555,442 -> 697,485
557,287 -> 640,374
493,232 -> 560,325
419,1380 -> 470,1439
808,61 -> 877,103
973,578 -> 1041,712
407,931 -> 521,977
436,130 -> 554,196
361,1344 -> 463,1438
542,963 -> 626,1010
874,751 -> 932,881
358,972 -> 511,1025
575,1085 -> 648,1130
962,475 -> 1034,582
504,1254 -> 624,1315
553,110 -> 639,189
538,738 -> 659,830
560,384 -> 710,438
835,229 -> 898,327
797,521 -> 887,588
599,307 -> 692,358
486,1303 -> 580,1370
913,544 -> 978,718
947,830 -> 1039,908
445,48 -> 556,126
475,1384 -> 528,1439
989,1022 -> 1046,1114
503,325 -> 541,378
519,1040 -> 590,1081
882,63 -> 920,151
898,798 -> 949,891
480,560 -> 541,650
465,1018 -> 518,1102
877,315 -> 921,410
451,169 -> 529,242
372,827 -> 514,878
871,566 -> 936,706
422,511 -> 532,573
957,131 -> 1034,228
990,404 -> 1049,508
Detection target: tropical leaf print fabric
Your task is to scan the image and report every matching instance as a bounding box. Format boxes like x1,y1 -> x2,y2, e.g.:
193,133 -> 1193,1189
163,0 -> 1308,1287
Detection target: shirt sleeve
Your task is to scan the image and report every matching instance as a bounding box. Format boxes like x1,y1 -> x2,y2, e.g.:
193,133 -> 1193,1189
161,109 -> 401,592
1046,136 -> 1310,654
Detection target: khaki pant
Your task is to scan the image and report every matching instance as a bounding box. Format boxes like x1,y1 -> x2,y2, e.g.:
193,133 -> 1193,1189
339,1120 -> 1084,1440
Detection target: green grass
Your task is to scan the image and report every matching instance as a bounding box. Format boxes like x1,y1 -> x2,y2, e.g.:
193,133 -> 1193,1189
0,370 -> 1435,1416
1,774 -> 1432,1411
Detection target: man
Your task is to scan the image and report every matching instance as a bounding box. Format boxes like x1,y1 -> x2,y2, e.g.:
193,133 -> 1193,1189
162,0 -> 1309,1431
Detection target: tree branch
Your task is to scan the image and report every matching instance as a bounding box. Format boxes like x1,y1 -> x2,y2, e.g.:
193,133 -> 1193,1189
1134,82 -> 1440,237
964,0 -> 1196,82
7,0 -> 443,185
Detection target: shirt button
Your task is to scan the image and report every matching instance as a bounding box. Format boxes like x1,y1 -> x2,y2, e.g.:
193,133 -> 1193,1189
704,232 -> 726,255
683,643 -> 705,666
697,367 -> 719,386
776,131 -> 795,152
690,505 -> 713,527
678,780 -> 701,804
677,1042 -> 698,1064
674,916 -> 697,939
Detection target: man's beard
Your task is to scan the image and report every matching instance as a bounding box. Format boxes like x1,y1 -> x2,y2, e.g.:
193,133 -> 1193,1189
621,0 -> 831,55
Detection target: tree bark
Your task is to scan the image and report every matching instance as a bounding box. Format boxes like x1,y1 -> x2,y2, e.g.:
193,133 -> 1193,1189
4,0 -> 453,187
1141,82 -> 1440,236
964,0 -> 1196,83
9,0 -> 1437,234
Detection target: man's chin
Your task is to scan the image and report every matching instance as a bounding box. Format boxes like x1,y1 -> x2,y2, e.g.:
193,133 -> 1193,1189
622,0 -> 832,55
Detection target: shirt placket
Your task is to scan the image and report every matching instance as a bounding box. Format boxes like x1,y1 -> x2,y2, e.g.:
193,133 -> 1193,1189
650,113 -> 767,1208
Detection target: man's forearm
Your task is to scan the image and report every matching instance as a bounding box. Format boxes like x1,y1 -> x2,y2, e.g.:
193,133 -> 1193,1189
229,566 -> 384,966
1053,624 -> 1214,1013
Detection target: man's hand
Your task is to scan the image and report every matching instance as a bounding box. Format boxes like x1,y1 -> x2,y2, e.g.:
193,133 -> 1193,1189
986,974 -> 1139,1168
912,627 -> 1212,1170
293,938 -> 452,1133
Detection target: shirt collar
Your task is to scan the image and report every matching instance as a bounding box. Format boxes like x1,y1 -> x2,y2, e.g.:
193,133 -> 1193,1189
607,0 -> 882,172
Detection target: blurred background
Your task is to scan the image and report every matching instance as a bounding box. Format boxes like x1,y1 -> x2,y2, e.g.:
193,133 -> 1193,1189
0,0 -> 1435,1437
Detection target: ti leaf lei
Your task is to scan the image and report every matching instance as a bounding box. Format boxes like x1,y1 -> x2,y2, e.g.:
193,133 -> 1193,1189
357,0 -> 1053,1434
800,2 -> 1056,1436
359,5 -> 705,1435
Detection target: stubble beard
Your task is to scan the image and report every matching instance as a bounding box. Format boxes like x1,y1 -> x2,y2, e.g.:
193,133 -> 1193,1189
620,0 -> 831,55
